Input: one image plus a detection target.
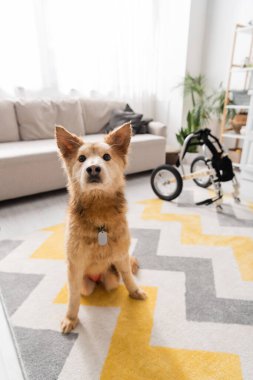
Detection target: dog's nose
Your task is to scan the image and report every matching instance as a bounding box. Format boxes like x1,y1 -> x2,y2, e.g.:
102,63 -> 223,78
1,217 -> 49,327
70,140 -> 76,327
86,165 -> 101,176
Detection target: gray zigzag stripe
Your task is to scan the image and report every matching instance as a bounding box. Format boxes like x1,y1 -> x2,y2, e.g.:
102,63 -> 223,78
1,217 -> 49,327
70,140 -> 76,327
217,204 -> 253,227
177,189 -> 194,207
0,240 -> 23,261
0,272 -> 44,316
131,228 -> 253,325
177,190 -> 253,227
14,327 -> 77,380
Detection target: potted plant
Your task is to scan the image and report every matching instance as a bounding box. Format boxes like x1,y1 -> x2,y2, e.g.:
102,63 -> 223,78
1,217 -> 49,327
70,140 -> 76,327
211,85 -> 236,123
176,75 -> 235,160
176,74 -> 212,158
176,109 -> 202,153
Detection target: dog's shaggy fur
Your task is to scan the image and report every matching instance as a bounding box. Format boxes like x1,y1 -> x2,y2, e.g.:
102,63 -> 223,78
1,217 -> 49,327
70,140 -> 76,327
55,123 -> 147,334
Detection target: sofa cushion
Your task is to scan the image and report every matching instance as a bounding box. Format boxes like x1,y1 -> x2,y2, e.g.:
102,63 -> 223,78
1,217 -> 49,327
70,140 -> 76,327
80,99 -> 126,134
0,133 -> 165,172
15,99 -> 85,140
0,139 -> 66,200
0,139 -> 59,163
55,100 -> 85,136
0,132 -> 166,200
0,101 -> 20,142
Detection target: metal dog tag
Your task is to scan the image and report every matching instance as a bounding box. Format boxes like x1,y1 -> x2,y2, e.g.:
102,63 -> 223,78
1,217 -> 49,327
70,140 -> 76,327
98,229 -> 107,246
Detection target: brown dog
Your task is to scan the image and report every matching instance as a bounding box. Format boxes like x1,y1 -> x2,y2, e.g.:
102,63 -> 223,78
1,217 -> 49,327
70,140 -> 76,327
55,123 -> 147,334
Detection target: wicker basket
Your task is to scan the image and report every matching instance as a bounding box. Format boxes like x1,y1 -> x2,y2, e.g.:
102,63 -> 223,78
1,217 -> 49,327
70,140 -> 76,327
228,148 -> 242,164
229,112 -> 247,133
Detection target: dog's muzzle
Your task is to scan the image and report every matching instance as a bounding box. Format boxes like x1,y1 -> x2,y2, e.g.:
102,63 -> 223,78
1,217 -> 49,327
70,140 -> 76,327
86,165 -> 102,183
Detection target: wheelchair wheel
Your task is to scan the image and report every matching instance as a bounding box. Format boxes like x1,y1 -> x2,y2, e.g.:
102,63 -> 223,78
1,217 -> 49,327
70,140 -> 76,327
190,156 -> 212,188
151,165 -> 183,201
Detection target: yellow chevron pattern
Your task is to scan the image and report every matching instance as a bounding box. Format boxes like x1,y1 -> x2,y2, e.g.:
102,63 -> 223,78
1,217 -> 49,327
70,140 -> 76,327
55,284 -> 242,380
139,199 -> 253,281
32,224 -> 65,260
27,198 -> 253,379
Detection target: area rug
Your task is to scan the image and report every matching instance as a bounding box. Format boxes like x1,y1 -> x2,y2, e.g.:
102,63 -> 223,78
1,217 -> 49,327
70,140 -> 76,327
0,187 -> 253,380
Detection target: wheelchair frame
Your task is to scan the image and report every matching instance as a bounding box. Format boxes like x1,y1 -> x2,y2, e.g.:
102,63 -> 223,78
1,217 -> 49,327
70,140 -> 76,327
151,128 -> 240,209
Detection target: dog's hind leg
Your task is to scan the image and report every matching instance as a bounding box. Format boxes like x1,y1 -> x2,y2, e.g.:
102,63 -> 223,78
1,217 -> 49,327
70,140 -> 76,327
103,265 -> 120,291
103,258 -> 138,291
130,256 -> 139,275
81,275 -> 96,296
115,255 -> 147,300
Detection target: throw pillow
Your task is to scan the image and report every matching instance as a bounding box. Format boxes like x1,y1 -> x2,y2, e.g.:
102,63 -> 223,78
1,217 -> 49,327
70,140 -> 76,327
103,109 -> 143,135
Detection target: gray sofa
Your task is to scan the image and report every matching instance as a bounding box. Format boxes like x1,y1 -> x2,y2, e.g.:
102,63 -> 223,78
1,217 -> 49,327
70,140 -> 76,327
0,98 -> 166,201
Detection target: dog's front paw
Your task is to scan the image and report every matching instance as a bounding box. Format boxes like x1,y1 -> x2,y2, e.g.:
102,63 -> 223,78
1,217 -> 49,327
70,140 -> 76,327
61,317 -> 78,334
129,288 -> 147,300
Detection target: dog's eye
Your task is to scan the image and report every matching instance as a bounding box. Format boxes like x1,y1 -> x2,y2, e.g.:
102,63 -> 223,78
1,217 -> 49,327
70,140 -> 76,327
103,153 -> 111,161
78,155 -> 86,162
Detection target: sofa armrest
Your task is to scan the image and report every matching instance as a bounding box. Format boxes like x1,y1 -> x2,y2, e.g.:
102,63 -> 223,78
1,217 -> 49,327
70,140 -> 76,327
147,121 -> 167,138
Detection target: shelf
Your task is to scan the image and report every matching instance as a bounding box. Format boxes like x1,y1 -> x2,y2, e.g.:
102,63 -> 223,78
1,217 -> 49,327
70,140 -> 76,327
232,163 -> 242,168
231,66 -> 253,72
236,25 -> 253,34
225,105 -> 250,110
222,132 -> 246,140
221,23 -> 253,156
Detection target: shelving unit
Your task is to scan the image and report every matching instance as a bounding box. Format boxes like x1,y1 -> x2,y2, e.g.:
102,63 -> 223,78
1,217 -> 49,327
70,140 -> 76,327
231,67 -> 253,73
225,105 -> 250,109
238,25 -> 253,34
240,91 -> 253,200
220,24 -> 253,168
222,132 -> 246,140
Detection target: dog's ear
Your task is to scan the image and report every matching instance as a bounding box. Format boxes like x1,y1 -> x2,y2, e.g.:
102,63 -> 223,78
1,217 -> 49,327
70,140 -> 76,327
105,122 -> 132,157
55,125 -> 83,158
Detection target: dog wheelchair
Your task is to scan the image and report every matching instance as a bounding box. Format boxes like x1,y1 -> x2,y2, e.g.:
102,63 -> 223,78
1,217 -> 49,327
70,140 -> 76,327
150,128 -> 240,210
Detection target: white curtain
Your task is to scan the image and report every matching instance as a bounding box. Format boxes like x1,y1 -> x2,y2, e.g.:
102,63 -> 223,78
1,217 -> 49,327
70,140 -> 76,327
0,0 -> 42,94
45,0 -> 157,117
0,0 -> 191,140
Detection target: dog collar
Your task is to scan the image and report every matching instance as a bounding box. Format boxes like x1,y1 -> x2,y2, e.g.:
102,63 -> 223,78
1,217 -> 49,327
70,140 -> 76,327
98,225 -> 107,246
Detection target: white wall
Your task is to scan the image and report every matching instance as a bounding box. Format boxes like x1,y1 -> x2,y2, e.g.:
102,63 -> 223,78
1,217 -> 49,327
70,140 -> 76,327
154,0 -> 192,146
202,0 -> 253,90
158,0 -> 212,147
182,0 -> 208,131
179,0 -> 253,143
